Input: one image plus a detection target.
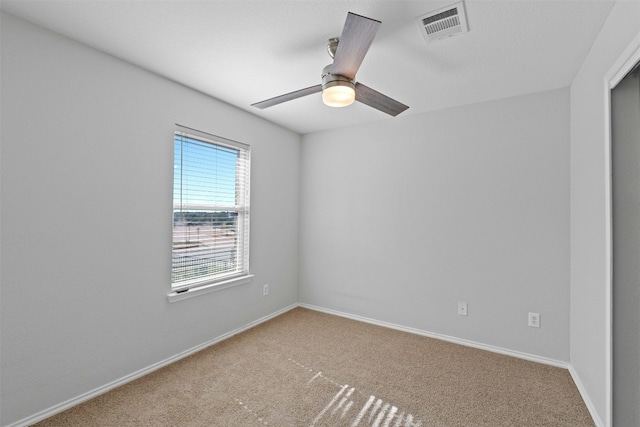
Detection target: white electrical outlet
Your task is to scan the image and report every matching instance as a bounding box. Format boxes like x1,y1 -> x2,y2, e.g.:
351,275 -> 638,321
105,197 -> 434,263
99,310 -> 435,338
457,302 -> 468,316
528,312 -> 540,328
263,284 -> 269,296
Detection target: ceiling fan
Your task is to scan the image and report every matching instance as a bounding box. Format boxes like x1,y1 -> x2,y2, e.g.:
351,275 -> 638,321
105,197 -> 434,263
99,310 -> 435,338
251,12 -> 409,117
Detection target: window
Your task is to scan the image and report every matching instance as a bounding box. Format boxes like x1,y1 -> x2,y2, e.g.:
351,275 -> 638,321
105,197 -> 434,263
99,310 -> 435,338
171,127 -> 250,295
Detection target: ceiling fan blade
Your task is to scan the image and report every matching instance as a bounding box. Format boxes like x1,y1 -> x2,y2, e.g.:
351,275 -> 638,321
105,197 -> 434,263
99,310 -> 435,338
355,82 -> 409,117
331,12 -> 381,80
251,85 -> 322,109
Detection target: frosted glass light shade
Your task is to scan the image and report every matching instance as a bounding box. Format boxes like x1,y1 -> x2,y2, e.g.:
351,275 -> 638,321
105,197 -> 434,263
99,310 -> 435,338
322,85 -> 355,107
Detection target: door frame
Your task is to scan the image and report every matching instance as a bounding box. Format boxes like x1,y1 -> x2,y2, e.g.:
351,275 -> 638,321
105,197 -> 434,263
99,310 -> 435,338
603,31 -> 640,427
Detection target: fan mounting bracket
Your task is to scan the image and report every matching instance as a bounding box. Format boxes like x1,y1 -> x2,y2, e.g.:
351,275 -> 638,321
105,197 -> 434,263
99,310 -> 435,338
327,37 -> 340,59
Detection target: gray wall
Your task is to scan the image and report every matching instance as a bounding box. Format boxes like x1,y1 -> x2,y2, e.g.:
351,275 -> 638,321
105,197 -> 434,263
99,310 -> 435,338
611,70 -> 640,427
0,12 -> 300,426
570,2 -> 640,425
299,88 -> 570,362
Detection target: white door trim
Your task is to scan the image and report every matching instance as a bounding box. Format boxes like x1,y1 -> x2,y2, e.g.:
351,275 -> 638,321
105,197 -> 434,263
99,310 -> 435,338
603,30 -> 640,427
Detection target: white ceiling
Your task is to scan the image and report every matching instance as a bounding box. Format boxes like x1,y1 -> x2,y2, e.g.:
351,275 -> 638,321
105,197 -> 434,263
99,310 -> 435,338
1,0 -> 615,134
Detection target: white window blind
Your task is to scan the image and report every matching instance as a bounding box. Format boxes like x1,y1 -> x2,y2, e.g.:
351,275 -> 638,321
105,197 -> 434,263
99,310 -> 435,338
172,128 -> 250,290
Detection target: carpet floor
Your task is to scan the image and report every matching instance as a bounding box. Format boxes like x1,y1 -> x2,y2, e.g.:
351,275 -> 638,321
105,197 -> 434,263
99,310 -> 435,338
33,307 -> 594,426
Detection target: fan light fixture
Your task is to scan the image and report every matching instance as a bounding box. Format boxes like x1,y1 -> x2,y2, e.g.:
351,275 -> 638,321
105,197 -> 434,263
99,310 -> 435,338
322,82 -> 355,107
321,64 -> 355,107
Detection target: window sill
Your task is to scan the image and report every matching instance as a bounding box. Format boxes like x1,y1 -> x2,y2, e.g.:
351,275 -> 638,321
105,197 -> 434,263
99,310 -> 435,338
167,274 -> 254,303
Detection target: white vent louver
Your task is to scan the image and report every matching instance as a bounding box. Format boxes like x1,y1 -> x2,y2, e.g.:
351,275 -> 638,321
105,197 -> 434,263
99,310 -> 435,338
416,2 -> 468,43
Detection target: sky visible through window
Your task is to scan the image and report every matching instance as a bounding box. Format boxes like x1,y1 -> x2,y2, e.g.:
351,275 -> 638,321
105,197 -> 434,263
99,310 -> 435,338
173,134 -> 238,210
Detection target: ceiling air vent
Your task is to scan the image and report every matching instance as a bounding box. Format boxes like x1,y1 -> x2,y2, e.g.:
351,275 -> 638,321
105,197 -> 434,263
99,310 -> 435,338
416,1 -> 468,43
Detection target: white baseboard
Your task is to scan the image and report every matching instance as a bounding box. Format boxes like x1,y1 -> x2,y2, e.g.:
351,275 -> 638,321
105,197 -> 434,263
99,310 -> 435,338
6,303 -> 298,427
569,365 -> 605,427
298,303 -> 570,369
9,302 -> 600,427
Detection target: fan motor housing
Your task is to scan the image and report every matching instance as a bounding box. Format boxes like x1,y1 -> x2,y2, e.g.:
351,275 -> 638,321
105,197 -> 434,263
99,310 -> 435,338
321,64 -> 355,91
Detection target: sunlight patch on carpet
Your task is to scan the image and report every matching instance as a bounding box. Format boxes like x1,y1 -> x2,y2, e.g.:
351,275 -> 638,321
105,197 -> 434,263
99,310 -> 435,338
234,398 -> 269,425
289,358 -> 423,427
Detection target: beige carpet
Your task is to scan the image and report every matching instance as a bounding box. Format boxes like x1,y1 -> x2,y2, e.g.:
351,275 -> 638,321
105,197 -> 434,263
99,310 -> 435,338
33,307 -> 594,426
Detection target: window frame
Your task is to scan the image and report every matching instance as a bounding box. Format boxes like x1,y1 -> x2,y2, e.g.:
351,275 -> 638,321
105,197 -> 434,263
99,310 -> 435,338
168,126 -> 252,302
